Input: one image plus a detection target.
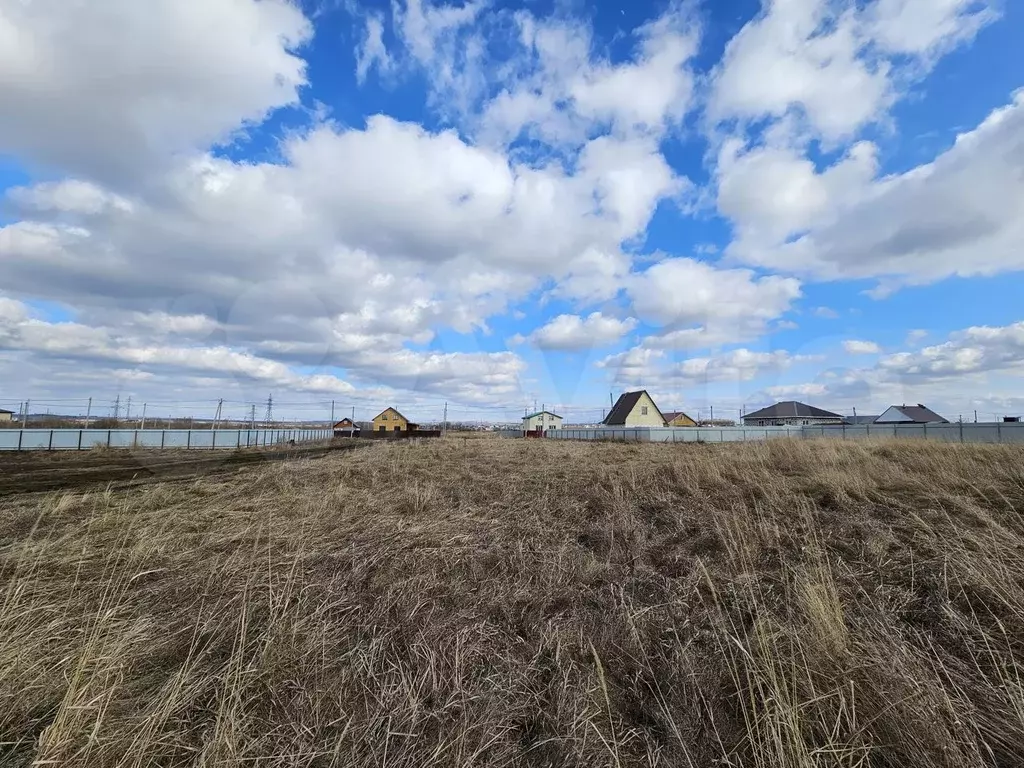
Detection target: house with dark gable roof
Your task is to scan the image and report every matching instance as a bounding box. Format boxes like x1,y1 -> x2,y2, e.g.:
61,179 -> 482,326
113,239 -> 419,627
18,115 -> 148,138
603,390 -> 667,427
741,401 -> 843,427
874,404 -> 949,424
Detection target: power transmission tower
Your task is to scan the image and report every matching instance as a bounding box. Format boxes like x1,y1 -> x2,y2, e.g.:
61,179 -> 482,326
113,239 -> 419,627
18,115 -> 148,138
126,396 -> 132,422
113,394 -> 121,424
250,404 -> 256,429
264,394 -> 274,426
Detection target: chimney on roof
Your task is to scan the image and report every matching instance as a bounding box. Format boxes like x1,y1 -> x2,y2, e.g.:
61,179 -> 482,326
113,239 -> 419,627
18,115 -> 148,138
917,403 -> 925,408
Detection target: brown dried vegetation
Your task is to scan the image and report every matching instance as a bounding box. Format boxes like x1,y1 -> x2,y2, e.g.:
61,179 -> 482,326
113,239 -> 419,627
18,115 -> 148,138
2,438 -> 1024,767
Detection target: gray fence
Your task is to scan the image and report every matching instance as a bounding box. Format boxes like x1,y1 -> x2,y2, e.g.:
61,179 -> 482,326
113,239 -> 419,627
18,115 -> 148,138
0,428 -> 333,452
547,423 -> 1024,445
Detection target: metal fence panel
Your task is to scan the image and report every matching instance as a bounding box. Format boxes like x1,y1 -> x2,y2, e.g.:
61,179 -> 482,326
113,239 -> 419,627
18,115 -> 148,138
540,423 -> 1024,445
0,427 -> 332,451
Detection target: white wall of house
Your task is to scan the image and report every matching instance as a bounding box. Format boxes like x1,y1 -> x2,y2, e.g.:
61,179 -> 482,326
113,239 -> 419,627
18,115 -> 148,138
622,392 -> 666,426
523,412 -> 563,431
744,417 -> 842,427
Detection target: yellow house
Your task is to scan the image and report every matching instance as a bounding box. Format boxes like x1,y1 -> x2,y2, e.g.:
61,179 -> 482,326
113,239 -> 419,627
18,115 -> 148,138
373,407 -> 411,433
662,410 -> 697,427
604,390 -> 667,427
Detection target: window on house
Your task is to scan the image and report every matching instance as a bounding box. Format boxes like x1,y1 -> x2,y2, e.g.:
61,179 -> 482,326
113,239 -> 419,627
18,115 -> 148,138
641,406 -> 648,415
381,413 -> 388,420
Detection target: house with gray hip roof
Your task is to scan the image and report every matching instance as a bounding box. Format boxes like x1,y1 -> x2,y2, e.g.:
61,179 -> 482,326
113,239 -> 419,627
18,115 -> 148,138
741,401 -> 843,427
874,404 -> 949,424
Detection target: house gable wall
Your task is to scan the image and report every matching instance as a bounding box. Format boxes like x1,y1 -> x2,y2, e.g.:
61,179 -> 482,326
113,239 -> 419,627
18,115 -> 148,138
623,392 -> 666,426
373,408 -> 409,432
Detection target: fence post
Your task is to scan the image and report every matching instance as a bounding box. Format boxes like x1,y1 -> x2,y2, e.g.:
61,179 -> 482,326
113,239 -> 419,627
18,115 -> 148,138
187,430 -> 191,449
107,430 -> 112,448
237,430 -> 241,449
161,430 -> 166,449
959,422 -> 963,443
17,430 -> 22,451
133,429 -> 138,448
212,430 -> 216,450
998,423 -> 1002,443
78,430 -> 83,451
49,430 -> 54,451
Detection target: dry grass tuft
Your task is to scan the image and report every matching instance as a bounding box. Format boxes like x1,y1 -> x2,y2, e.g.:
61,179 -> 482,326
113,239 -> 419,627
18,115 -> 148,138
2,438 -> 1024,766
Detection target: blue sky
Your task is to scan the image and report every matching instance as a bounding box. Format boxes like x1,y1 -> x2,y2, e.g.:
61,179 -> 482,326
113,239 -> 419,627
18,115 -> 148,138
1,0 -> 1022,424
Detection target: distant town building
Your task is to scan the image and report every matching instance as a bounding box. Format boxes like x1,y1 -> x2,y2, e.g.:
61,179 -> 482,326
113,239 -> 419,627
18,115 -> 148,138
875,404 -> 949,424
604,390 -> 667,427
741,401 -> 843,427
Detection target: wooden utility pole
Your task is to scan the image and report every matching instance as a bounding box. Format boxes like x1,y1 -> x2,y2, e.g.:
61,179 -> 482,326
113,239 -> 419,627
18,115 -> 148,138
141,403 -> 147,430
443,402 -> 448,437
85,397 -> 92,428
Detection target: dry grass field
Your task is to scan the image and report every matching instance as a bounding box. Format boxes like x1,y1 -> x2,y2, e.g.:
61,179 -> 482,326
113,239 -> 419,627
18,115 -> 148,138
2,438 -> 1024,767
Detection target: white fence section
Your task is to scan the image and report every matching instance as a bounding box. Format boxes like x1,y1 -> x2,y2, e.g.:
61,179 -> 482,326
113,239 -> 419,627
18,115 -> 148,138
547,423 -> 1024,444
0,428 -> 333,452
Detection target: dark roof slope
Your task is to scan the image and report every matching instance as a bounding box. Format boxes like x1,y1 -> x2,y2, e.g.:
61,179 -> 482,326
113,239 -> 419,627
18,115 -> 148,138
524,411 -> 562,419
882,404 -> 949,423
0,408 -> 13,414
742,401 -> 842,420
604,390 -> 662,425
843,415 -> 879,425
